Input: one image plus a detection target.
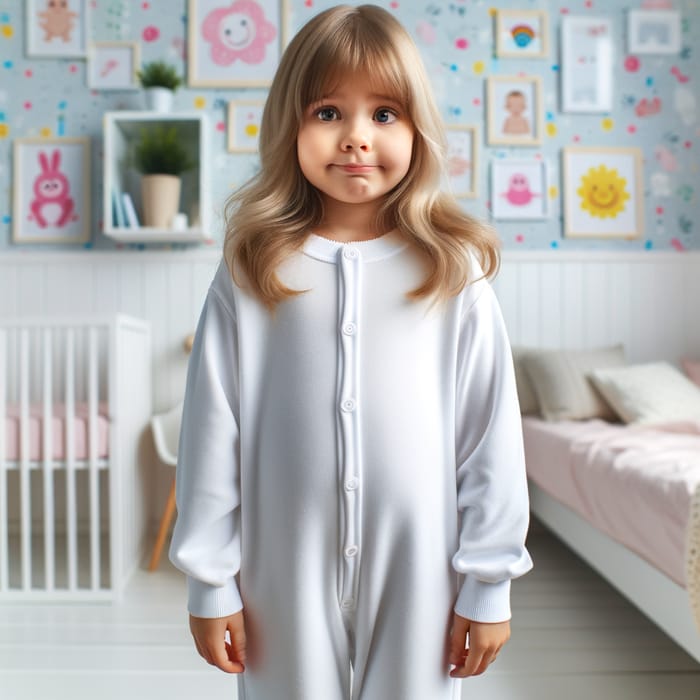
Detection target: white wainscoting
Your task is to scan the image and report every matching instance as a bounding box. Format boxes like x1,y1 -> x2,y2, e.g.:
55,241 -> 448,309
1,249 -> 699,413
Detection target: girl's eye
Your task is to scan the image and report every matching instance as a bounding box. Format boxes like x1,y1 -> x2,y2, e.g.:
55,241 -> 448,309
375,108 -> 397,124
316,107 -> 339,121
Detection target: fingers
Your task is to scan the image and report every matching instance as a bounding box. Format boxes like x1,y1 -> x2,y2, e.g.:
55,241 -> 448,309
448,617 -> 509,678
189,612 -> 247,675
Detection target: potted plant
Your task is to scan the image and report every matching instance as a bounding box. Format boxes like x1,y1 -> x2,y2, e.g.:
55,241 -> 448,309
132,125 -> 196,228
137,61 -> 183,113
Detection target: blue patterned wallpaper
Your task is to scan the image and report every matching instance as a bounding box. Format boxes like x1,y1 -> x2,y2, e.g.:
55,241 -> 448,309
0,0 -> 698,250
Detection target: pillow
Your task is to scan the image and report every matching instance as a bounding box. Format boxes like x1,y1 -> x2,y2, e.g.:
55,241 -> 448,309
589,361 -> 700,425
522,344 -> 626,422
682,357 -> 700,388
511,346 -> 540,415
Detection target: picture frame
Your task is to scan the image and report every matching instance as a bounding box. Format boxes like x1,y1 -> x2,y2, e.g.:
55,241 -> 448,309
445,125 -> 478,199
487,75 -> 543,146
562,146 -> 643,239
495,9 -> 549,59
187,0 -> 289,87
491,158 -> 549,220
627,9 -> 681,55
561,16 -> 614,113
12,137 -> 91,244
25,0 -> 89,58
227,99 -> 265,153
87,41 -> 141,90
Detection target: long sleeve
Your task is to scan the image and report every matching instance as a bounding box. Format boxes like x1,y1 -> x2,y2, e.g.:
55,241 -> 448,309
452,278 -> 534,622
169,263 -> 243,618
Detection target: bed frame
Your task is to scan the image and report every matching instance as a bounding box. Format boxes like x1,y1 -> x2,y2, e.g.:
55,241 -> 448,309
529,479 -> 700,664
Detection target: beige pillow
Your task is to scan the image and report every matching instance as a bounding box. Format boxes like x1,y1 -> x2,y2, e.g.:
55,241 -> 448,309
522,345 -> 626,421
589,361 -> 700,425
511,346 -> 540,415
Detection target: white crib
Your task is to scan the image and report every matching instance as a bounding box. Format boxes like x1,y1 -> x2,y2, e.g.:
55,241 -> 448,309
0,315 -> 151,601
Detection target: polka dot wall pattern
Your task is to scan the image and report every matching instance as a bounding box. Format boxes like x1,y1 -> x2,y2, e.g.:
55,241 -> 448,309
0,0 -> 697,250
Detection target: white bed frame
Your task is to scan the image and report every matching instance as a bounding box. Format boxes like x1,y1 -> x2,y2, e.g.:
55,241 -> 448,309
529,479 -> 700,664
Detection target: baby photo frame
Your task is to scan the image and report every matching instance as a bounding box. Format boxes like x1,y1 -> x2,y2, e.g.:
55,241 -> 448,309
495,9 -> 549,59
491,158 -> 549,220
13,137 -> 91,244
25,0 -> 89,58
627,9 -> 682,55
187,0 -> 289,87
227,99 -> 265,153
487,75 -> 543,146
445,125 -> 478,199
562,146 -> 643,239
87,41 -> 141,90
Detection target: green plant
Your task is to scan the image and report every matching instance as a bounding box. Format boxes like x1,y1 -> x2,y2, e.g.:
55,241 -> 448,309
132,125 -> 196,176
137,61 -> 183,91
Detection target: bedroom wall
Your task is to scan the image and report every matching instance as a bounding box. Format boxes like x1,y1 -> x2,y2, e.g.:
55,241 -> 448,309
0,0 -> 698,251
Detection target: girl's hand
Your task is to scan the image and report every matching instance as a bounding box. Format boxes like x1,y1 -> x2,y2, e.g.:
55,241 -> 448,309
189,610 -> 247,674
447,613 -> 510,678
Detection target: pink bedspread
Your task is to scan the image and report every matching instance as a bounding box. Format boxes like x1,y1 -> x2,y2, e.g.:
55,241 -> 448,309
3,403 -> 110,462
523,416 -> 700,588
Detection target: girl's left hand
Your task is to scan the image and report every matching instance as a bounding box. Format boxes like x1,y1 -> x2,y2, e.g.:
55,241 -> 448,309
447,613 -> 510,677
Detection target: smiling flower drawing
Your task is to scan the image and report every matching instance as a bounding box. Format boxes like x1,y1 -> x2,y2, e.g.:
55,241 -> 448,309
202,0 -> 277,66
577,165 -> 630,219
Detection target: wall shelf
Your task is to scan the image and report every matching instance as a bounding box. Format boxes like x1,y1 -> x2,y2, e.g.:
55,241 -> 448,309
102,111 -> 211,244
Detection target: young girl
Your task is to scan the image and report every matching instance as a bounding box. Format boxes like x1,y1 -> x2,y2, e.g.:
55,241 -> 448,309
170,5 -> 533,699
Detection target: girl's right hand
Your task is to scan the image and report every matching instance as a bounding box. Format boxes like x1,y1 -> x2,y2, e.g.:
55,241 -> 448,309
189,610 -> 247,674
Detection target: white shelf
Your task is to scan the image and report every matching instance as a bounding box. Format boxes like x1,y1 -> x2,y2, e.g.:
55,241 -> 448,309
102,111 -> 211,244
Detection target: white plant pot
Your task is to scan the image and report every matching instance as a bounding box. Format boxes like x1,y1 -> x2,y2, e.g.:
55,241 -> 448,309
144,87 -> 174,113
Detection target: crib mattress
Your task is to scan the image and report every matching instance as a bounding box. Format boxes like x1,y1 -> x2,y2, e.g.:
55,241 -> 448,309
3,402 -> 109,462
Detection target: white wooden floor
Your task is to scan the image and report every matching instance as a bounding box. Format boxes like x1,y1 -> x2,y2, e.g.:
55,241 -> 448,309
1,519 -> 699,700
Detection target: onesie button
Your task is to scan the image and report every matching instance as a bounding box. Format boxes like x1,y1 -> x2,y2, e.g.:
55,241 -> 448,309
345,477 -> 359,491
342,322 -> 356,335
341,398 -> 356,412
344,545 -> 359,557
343,247 -> 358,259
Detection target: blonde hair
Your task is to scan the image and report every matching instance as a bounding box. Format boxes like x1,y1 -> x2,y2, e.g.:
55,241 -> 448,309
223,4 -> 499,316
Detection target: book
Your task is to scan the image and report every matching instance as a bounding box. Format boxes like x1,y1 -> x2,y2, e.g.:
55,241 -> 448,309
111,189 -> 126,228
121,193 -> 140,228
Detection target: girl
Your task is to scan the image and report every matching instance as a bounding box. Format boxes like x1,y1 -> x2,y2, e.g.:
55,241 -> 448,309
170,5 -> 533,699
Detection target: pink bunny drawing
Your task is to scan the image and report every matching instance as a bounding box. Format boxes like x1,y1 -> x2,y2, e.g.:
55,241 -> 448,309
30,149 -> 75,228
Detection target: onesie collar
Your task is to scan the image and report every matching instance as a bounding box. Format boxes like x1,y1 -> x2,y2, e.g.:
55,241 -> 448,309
302,229 -> 409,263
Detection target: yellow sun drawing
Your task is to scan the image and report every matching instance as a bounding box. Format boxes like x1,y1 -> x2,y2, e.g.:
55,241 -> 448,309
577,165 -> 630,219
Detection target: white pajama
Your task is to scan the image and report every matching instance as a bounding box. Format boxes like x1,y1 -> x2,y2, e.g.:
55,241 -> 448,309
170,231 -> 533,700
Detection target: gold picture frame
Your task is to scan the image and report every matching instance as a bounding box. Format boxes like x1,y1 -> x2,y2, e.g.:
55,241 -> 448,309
487,75 -> 543,146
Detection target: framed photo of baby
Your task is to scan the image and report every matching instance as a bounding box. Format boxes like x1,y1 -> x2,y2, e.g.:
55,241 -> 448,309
445,125 -> 478,198
12,137 -> 91,244
187,0 -> 289,87
487,75 -> 543,146
25,0 -> 89,58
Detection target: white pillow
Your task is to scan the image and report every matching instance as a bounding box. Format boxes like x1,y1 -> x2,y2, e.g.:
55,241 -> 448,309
589,362 -> 700,425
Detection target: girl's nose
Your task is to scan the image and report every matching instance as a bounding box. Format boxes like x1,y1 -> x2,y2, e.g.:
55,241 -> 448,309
341,122 -> 370,152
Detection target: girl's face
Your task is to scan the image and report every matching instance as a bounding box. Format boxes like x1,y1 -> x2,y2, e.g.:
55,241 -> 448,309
296,75 -> 414,216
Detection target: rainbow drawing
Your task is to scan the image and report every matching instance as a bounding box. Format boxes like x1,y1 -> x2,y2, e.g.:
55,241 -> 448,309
510,24 -> 535,48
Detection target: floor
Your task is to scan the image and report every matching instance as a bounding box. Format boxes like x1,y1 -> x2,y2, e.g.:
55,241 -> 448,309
1,520 -> 699,700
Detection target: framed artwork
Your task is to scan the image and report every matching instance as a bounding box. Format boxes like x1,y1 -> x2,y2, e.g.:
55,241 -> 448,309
25,0 -> 89,58
12,137 -> 91,244
227,99 -> 265,152
87,42 -> 141,90
187,0 -> 289,87
562,146 -> 643,239
445,125 -> 478,198
487,75 -> 543,146
491,158 -> 549,220
627,9 -> 681,55
495,9 -> 549,59
561,16 -> 613,113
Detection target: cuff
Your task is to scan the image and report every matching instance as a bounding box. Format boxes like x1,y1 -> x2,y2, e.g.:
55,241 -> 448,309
187,575 -> 244,618
454,575 -> 511,622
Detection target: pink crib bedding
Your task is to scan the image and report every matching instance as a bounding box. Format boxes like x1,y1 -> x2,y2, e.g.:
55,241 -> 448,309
523,416 -> 700,588
3,402 -> 110,462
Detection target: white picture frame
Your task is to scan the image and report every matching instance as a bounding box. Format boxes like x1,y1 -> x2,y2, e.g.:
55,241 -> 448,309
87,41 -> 141,90
562,146 -> 644,239
12,137 -> 91,244
491,158 -> 548,220
445,125 -> 478,199
227,99 -> 265,153
627,9 -> 681,55
487,75 -> 543,146
25,0 -> 89,58
495,9 -> 549,59
187,0 -> 289,87
561,16 -> 614,113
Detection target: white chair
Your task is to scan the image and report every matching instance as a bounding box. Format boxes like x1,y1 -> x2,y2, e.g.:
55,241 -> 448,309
148,401 -> 183,571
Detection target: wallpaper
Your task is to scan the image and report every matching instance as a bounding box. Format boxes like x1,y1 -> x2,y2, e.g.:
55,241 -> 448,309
0,0 -> 698,251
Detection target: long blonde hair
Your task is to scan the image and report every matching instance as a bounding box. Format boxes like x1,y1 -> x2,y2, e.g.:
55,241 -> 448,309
223,4 -> 500,316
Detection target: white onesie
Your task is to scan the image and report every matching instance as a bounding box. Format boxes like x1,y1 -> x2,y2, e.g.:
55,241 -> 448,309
170,230 -> 534,700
